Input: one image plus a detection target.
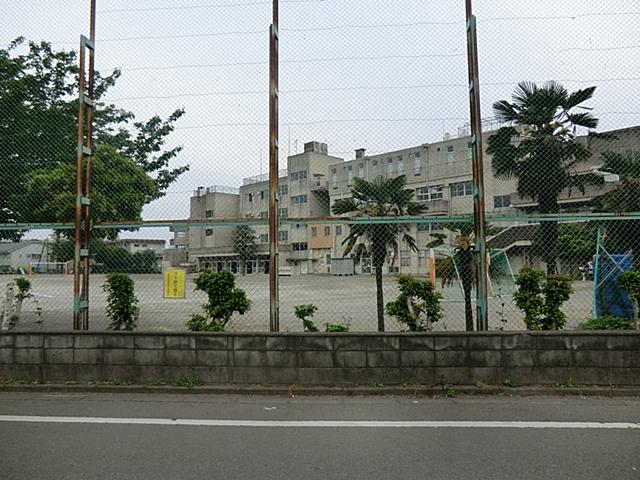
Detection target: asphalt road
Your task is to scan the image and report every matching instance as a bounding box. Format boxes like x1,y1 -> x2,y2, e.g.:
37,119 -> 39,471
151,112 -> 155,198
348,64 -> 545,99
1,393 -> 639,479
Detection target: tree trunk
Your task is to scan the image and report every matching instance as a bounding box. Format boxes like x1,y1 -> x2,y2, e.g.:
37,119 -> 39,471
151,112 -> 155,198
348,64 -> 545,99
540,221 -> 558,275
539,197 -> 559,276
375,266 -> 385,332
241,260 -> 246,276
460,250 -> 474,331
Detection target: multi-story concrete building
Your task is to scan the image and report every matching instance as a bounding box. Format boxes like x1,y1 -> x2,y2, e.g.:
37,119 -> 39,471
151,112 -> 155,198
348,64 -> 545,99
171,125 -> 639,275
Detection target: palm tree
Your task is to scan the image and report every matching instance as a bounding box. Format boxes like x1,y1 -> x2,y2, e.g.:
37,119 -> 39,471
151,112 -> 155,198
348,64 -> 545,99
331,175 -> 425,331
427,223 -> 475,331
486,81 -> 599,274
426,223 -> 498,331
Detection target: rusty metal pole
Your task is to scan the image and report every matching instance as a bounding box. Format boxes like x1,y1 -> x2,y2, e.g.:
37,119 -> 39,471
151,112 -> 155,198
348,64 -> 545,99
81,0 -> 97,330
73,41 -> 87,331
268,0 -> 280,331
73,0 -> 96,330
465,0 -> 489,331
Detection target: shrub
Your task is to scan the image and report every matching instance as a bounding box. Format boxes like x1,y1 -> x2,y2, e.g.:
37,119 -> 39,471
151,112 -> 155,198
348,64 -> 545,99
385,275 -> 442,331
294,304 -> 318,332
619,272 -> 640,329
578,316 -> 634,330
514,267 -> 573,330
103,272 -> 138,331
325,323 -> 349,332
187,269 -> 250,332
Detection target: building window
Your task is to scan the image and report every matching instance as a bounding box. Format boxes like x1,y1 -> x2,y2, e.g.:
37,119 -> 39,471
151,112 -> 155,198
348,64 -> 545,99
414,152 -> 422,174
372,160 -> 378,167
447,145 -> 455,162
429,185 -> 443,200
324,226 -> 331,236
386,158 -> 393,176
279,184 -> 288,196
358,163 -> 364,178
205,229 -> 213,237
467,142 -> 473,160
279,208 -> 288,218
347,165 -> 353,185
311,227 -> 318,237
291,170 -> 307,181
295,223 -> 305,229
205,210 -> 214,218
259,211 -> 268,219
416,187 -> 429,202
292,195 -> 308,205
246,193 -> 253,202
336,225 -> 342,236
400,251 -> 411,267
493,194 -> 512,208
450,181 -> 473,197
260,190 -> 267,200
278,230 -> 288,243
417,223 -> 430,232
292,242 -> 308,251
260,234 -> 268,243
431,222 -> 443,231
331,168 -> 337,188
397,156 -> 404,174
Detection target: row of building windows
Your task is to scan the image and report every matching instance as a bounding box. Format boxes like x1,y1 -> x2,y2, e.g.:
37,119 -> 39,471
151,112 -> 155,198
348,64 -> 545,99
416,222 -> 443,232
290,170 -> 307,181
415,186 -> 444,202
311,226 -> 332,237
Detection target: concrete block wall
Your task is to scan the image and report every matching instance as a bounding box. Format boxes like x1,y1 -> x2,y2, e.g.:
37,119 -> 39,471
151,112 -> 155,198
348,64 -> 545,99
0,332 -> 639,386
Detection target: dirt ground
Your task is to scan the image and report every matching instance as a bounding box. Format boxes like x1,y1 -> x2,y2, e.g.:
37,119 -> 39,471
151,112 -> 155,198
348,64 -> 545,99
8,273 -> 596,332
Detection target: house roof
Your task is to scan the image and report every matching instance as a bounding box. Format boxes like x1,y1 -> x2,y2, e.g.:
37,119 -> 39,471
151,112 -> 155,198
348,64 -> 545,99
488,224 -> 538,250
0,240 -> 44,254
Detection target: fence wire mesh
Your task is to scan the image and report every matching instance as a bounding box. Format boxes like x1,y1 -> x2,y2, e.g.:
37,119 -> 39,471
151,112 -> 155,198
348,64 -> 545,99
1,1 -> 639,333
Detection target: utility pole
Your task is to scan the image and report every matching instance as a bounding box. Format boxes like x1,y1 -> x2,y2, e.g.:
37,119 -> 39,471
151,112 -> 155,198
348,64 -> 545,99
73,0 -> 96,330
268,0 -> 280,331
465,0 -> 489,331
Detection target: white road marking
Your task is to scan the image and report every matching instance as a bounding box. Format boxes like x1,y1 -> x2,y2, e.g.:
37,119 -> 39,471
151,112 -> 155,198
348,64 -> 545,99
0,416 -> 639,429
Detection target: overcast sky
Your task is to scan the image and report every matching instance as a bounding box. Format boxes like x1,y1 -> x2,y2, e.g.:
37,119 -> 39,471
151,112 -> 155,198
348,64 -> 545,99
3,0 -> 640,240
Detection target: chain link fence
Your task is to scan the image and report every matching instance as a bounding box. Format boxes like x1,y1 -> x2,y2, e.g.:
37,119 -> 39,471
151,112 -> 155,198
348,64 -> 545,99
1,1 -> 639,333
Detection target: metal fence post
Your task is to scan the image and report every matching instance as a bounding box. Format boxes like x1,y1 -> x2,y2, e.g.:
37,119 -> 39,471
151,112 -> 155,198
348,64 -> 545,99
465,0 -> 489,331
269,0 -> 280,332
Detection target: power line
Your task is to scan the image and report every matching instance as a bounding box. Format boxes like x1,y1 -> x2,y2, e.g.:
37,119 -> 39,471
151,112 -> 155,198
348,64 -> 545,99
99,0 -> 327,14
107,76 -> 640,102
171,111 -> 640,131
559,44 -> 640,53
12,11 -> 640,47
121,52 -> 464,72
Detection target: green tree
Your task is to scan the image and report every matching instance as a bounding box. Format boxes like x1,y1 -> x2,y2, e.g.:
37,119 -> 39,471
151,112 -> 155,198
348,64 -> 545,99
486,81 -> 599,275
187,269 -> 251,331
103,272 -> 138,331
232,225 -> 258,275
331,175 -> 425,331
532,223 -> 597,276
426,223 -> 476,331
591,151 -> 640,270
0,38 -> 188,238
513,267 -> 573,330
385,275 -> 442,331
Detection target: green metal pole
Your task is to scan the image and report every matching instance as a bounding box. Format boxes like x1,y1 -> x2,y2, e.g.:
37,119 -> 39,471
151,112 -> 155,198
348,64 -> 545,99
592,227 -> 602,319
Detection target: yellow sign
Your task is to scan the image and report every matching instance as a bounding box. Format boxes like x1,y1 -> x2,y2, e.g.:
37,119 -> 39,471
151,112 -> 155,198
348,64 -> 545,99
163,269 -> 186,299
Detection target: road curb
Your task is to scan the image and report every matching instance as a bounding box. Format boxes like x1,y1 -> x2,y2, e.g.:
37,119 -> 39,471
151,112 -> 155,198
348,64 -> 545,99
1,383 -> 639,397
